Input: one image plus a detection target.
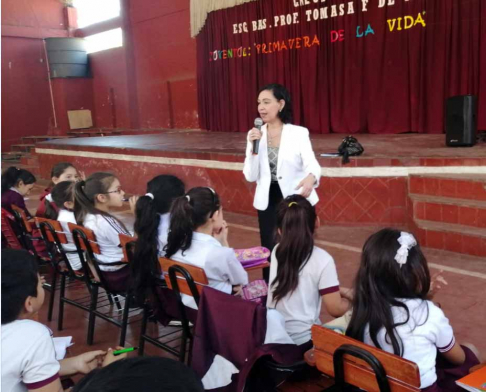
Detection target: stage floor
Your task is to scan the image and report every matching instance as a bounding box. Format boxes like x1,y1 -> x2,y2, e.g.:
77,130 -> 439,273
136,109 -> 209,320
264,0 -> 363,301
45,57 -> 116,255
37,131 -> 486,167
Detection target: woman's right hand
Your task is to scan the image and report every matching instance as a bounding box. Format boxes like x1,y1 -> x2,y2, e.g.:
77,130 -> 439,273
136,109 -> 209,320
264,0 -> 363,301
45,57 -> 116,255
213,220 -> 229,247
248,127 -> 262,142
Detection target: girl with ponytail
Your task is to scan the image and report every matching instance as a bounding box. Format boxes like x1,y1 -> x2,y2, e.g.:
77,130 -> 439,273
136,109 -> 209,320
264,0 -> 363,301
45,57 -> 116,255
36,162 -> 84,218
48,181 -> 82,270
165,187 -> 248,309
73,172 -> 135,292
266,195 -> 351,345
1,166 -> 37,218
131,175 -> 185,302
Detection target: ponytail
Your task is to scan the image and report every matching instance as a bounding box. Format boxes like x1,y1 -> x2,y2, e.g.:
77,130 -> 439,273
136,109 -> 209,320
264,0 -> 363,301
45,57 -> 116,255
131,175 -> 185,301
45,181 -> 76,220
44,199 -> 59,220
1,167 -> 36,194
271,195 -> 316,304
165,187 -> 220,258
73,172 -> 129,232
131,195 -> 161,302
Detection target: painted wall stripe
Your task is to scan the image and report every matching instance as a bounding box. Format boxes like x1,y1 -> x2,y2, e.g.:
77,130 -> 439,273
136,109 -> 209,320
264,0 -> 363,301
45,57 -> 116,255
36,148 -> 486,177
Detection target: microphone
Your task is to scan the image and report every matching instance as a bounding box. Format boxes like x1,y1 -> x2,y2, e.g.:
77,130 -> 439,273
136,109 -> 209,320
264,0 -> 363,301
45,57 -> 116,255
253,117 -> 264,155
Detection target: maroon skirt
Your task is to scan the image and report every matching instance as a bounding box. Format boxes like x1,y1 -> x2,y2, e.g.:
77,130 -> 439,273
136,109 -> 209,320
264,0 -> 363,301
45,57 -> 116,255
422,345 -> 480,392
100,265 -> 131,294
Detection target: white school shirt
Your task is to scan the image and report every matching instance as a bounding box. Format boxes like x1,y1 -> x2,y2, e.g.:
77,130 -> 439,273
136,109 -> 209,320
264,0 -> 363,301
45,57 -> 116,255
266,245 -> 340,345
57,209 -> 82,270
157,213 -> 170,256
83,213 -> 132,271
170,232 -> 249,309
1,320 -> 60,392
363,299 -> 455,388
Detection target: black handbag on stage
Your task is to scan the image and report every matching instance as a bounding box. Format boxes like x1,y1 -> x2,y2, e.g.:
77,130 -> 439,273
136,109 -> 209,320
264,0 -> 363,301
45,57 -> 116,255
338,136 -> 364,164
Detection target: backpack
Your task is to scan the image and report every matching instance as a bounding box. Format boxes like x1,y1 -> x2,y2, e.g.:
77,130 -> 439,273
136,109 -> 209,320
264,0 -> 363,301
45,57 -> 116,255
338,136 -> 364,164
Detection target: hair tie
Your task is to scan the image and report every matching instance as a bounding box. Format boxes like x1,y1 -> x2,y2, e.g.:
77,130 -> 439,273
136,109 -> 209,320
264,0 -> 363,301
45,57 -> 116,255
185,195 -> 191,202
395,232 -> 417,268
288,202 -> 297,207
145,193 -> 154,200
207,187 -> 215,194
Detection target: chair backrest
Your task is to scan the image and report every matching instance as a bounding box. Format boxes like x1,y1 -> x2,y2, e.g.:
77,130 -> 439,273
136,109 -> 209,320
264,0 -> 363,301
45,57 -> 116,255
119,233 -> 136,263
67,223 -> 101,254
35,217 -> 68,244
11,205 -> 33,233
312,325 -> 421,392
159,257 -> 208,299
1,208 -> 23,250
67,223 -> 102,283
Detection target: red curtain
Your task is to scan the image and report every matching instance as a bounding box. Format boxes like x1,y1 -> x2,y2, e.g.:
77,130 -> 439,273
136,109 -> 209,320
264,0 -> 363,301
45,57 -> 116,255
196,0 -> 486,134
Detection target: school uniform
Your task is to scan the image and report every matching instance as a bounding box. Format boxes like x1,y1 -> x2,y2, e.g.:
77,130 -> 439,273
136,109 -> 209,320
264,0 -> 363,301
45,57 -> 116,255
363,299 -> 479,391
83,213 -> 132,293
1,320 -> 60,392
157,212 -> 170,255
1,188 -> 32,218
267,245 -> 340,345
57,209 -> 82,270
171,232 -> 249,309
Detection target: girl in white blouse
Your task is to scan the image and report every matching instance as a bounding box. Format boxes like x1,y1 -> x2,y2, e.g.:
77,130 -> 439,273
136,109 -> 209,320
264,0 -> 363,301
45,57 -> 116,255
164,187 -> 249,309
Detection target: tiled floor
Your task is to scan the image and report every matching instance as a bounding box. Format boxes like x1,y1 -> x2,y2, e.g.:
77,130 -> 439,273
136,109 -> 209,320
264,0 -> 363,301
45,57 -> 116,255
20,182 -> 485,389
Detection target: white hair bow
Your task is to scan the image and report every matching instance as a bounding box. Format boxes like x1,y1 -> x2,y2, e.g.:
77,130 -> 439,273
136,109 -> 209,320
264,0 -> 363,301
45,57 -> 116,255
394,232 -> 417,268
145,193 -> 154,200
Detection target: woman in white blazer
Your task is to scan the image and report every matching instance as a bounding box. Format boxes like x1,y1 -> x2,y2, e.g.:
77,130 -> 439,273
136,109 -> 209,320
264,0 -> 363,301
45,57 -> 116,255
243,84 -> 321,280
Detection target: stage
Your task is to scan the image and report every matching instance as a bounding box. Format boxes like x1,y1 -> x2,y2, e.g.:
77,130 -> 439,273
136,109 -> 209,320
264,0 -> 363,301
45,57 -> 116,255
35,131 -> 486,256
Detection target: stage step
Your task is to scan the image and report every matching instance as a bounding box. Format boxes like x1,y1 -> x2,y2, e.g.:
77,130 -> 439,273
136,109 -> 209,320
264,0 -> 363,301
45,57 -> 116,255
11,144 -> 36,153
1,151 -> 24,161
409,174 -> 486,202
20,154 -> 39,167
414,219 -> 486,257
410,194 -> 486,229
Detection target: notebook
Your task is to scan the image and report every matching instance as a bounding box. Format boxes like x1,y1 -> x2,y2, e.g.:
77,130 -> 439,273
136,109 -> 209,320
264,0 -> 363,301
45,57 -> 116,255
456,366 -> 486,392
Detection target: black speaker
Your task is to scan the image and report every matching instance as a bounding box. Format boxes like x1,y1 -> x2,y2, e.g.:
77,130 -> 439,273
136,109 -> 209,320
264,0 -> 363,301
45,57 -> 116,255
445,95 -> 477,147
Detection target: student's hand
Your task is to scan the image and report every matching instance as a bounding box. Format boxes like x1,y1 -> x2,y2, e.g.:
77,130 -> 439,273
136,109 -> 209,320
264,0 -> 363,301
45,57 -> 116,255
40,275 -> 47,286
233,285 -> 243,297
213,220 -> 229,247
72,350 -> 106,374
296,174 -> 316,198
428,271 -> 448,300
102,347 -> 127,368
78,171 -> 86,181
248,128 -> 262,142
129,196 -> 139,215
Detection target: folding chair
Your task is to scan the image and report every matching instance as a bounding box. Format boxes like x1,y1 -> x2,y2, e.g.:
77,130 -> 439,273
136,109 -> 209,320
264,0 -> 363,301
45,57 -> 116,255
1,208 -> 24,250
158,257 -> 208,364
35,217 -> 87,326
68,223 -> 142,346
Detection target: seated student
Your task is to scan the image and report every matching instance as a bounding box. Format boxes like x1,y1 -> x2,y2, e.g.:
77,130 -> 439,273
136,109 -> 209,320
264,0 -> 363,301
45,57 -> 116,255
346,228 -> 481,392
165,187 -> 249,309
131,175 -> 185,302
266,195 -> 352,345
73,357 -> 203,392
74,172 -> 136,293
45,181 -> 82,271
1,249 -> 126,392
36,162 -> 84,218
1,167 -> 37,218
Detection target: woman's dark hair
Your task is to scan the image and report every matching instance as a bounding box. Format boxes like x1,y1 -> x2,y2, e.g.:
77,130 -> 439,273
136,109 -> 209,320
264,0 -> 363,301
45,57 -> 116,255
346,228 -> 431,356
1,167 -> 36,194
73,172 -> 128,232
165,187 -> 221,258
271,195 -> 316,304
259,83 -> 293,123
72,357 -> 204,392
49,162 -> 75,187
45,181 -> 76,220
1,249 -> 39,324
131,175 -> 185,301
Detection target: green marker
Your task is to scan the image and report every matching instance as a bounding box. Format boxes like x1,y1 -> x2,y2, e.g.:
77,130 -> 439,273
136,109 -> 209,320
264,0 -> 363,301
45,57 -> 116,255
113,347 -> 138,356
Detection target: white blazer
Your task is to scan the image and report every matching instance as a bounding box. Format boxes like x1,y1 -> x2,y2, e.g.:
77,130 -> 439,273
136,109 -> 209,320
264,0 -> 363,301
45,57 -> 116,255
243,123 -> 321,211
